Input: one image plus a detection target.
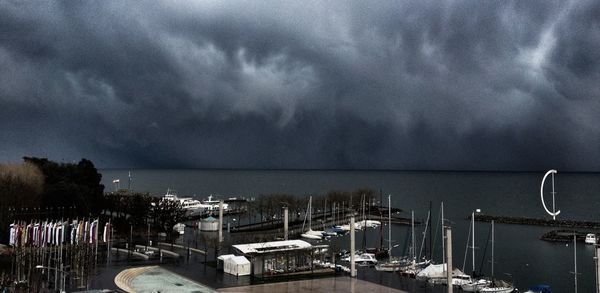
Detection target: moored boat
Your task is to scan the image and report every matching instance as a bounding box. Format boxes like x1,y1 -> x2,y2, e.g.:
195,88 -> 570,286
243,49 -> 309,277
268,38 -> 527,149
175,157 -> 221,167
301,196 -> 323,240
342,252 -> 378,266
461,278 -> 492,291
479,280 -> 514,293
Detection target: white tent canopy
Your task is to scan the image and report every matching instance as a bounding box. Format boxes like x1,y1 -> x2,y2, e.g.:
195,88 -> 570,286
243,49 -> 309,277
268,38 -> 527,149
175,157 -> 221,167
217,254 -> 235,270
224,256 -> 251,276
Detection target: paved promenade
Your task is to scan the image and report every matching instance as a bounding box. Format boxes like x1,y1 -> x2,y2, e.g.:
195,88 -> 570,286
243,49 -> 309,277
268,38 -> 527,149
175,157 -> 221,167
218,277 -> 408,293
115,266 -> 407,293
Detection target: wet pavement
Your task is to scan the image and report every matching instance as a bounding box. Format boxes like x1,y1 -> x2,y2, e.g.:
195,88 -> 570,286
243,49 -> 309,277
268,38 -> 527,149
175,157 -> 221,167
218,276 -> 408,293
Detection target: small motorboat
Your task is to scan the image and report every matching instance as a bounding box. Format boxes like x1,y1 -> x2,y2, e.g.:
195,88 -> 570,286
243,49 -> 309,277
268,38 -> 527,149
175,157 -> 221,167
479,280 -> 514,293
342,253 -> 378,266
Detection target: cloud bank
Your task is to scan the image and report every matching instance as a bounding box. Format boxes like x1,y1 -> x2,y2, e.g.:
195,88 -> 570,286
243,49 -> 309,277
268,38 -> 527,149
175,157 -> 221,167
1,1 -> 599,170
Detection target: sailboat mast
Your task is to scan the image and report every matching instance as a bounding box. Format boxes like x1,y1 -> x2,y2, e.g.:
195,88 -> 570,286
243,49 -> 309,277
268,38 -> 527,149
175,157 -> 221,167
574,233 -> 578,293
411,210 -> 415,261
462,223 -> 471,272
429,201 -> 433,260
491,220 -> 494,277
363,195 -> 367,250
441,202 -> 445,265
418,210 -> 430,261
472,210 -> 476,276
388,195 -> 392,258
324,198 -> 327,230
309,196 -> 312,230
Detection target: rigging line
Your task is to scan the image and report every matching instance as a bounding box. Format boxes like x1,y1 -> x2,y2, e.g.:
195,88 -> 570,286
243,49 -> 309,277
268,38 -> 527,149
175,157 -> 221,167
431,204 -> 443,262
403,224 -> 411,257
477,221 -> 493,277
301,199 -> 309,232
418,211 -> 430,261
462,221 -> 472,272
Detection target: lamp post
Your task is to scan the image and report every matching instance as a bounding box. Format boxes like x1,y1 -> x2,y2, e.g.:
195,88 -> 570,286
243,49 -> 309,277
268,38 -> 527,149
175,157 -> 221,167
471,208 -> 481,277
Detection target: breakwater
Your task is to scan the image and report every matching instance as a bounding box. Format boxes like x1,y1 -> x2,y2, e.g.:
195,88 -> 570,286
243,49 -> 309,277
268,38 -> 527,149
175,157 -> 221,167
469,213 -> 600,229
540,230 -> 590,242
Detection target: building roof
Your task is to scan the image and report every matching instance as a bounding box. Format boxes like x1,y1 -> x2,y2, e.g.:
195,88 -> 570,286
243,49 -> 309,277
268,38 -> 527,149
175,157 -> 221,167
232,239 -> 314,255
217,254 -> 235,260
226,256 -> 250,265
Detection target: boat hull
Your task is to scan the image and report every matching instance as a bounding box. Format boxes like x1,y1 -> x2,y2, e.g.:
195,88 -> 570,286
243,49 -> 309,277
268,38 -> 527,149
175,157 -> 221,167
480,287 -> 514,293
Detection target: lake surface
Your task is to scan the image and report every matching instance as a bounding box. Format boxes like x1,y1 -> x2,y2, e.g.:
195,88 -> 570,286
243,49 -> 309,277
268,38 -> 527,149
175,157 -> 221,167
101,169 -> 600,292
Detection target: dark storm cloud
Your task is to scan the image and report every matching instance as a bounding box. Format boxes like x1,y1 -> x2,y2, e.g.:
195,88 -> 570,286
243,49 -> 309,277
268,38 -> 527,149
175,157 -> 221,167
1,1 -> 599,171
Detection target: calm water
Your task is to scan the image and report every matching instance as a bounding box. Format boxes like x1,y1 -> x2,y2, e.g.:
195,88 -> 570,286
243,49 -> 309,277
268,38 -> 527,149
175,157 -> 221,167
101,169 -> 600,292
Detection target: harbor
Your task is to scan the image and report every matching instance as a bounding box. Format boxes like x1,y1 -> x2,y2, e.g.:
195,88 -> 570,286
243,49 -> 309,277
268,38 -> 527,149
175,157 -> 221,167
100,169 -> 600,292
2,168 -> 600,292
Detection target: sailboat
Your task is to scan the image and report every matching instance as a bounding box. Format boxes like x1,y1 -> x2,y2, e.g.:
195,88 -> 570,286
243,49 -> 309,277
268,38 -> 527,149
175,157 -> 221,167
301,196 -> 324,240
461,208 -> 491,291
480,220 -> 514,293
375,195 -> 402,272
400,210 -> 431,277
417,202 -> 471,286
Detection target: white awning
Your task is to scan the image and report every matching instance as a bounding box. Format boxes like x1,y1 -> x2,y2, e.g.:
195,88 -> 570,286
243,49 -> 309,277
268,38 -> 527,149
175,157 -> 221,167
232,239 -> 313,254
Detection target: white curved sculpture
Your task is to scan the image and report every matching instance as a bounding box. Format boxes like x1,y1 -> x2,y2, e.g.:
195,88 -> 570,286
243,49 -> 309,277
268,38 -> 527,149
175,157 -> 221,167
540,169 -> 560,220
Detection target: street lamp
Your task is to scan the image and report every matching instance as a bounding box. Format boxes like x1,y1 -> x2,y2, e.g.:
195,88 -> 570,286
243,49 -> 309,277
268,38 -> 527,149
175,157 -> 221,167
471,208 -> 481,277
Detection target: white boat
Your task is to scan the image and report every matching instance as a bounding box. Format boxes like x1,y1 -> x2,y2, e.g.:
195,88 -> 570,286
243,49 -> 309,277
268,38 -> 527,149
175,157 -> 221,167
461,278 -> 492,291
375,259 -> 402,272
301,196 -> 323,240
200,194 -> 229,211
356,219 -> 381,229
375,195 -> 401,272
300,231 -> 322,239
162,189 -> 203,210
480,280 -> 514,293
461,208 -> 493,291
337,222 -> 362,231
342,253 -> 378,265
427,271 -> 472,286
585,233 -> 597,244
162,190 -> 229,212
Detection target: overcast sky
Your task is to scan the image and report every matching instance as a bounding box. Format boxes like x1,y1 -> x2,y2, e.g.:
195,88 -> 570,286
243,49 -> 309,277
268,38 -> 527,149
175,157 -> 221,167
1,1 -> 599,171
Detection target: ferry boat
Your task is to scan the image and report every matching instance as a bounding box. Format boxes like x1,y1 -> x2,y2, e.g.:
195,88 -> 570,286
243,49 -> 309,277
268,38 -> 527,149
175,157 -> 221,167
162,189 -> 203,210
161,190 -> 228,212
